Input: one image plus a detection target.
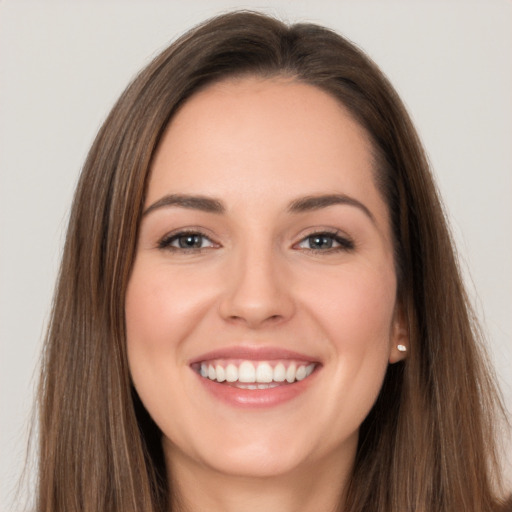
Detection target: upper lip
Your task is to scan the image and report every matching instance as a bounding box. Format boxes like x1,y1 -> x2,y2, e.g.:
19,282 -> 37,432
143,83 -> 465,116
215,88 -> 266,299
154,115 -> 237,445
189,346 -> 320,365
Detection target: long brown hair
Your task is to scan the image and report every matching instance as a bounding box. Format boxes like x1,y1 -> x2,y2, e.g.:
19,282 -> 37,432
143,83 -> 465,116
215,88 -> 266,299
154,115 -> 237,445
36,11 -> 508,512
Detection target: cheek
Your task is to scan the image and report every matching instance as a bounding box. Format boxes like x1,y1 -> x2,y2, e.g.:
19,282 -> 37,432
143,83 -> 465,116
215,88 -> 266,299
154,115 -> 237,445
125,261 -> 213,355
303,262 -> 397,348
125,266 -> 171,402
124,260 -> 214,433
301,263 -> 396,410
125,263 -> 191,406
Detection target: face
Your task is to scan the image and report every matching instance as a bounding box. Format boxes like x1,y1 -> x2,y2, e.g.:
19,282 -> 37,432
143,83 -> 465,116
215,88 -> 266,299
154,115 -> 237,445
125,77 -> 407,480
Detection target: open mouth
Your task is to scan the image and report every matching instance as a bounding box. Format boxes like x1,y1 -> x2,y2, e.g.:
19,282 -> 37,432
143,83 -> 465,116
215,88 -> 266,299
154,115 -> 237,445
192,360 -> 317,389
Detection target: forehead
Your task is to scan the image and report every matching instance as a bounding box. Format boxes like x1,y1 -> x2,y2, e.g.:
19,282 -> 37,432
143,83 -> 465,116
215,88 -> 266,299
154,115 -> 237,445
161,76 -> 373,164
148,76 -> 383,217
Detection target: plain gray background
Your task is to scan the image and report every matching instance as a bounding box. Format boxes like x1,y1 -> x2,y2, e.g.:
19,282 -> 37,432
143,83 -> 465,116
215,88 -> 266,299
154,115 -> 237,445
1,1 -> 511,508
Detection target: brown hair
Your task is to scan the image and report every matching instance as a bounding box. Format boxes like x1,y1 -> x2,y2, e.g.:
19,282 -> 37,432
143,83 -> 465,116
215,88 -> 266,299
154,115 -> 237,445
36,10 -> 508,512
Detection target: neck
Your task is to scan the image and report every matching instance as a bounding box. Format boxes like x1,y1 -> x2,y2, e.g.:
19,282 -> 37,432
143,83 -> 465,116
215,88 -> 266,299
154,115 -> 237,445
166,447 -> 353,512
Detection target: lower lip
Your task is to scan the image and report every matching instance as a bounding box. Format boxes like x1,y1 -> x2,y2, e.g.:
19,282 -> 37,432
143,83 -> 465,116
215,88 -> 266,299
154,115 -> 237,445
195,371 -> 318,408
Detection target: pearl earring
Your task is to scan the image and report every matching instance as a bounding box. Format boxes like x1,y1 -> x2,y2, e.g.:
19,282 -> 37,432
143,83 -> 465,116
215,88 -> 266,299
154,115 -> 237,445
397,344 -> 407,352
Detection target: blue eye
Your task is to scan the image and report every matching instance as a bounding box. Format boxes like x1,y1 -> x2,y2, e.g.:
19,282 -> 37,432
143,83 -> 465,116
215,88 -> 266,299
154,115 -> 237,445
297,232 -> 354,251
159,232 -> 216,251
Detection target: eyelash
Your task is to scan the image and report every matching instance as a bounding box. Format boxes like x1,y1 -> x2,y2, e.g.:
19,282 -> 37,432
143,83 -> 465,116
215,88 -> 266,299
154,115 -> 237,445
295,230 -> 355,252
158,230 -> 217,252
157,229 -> 355,253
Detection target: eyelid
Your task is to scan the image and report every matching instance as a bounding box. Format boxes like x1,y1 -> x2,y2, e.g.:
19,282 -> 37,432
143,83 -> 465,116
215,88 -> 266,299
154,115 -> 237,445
157,227 -> 220,251
155,226 -> 354,253
292,228 -> 355,251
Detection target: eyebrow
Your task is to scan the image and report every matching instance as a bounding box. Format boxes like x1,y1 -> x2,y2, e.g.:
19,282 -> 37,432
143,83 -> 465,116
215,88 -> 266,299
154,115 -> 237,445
287,194 -> 375,223
143,194 -> 225,216
143,192 -> 374,223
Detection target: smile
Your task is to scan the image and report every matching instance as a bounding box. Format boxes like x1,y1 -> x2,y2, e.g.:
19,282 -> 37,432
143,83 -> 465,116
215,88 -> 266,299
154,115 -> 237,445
190,348 -> 321,407
196,360 -> 317,388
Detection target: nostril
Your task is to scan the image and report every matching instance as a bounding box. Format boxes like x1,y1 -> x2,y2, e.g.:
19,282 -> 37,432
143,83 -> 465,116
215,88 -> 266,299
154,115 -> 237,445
227,314 -> 282,324
218,278 -> 296,327
224,313 -> 286,330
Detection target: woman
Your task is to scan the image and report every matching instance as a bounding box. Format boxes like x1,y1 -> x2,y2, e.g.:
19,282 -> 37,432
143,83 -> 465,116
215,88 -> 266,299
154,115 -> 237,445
36,11 -> 509,512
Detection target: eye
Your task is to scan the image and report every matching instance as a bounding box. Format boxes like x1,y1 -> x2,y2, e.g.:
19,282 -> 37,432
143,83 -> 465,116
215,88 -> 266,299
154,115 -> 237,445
295,231 -> 354,252
158,231 -> 217,251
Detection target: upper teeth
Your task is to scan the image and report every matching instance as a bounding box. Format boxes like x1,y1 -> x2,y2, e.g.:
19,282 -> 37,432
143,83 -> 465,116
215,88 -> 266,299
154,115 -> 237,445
199,360 -> 315,384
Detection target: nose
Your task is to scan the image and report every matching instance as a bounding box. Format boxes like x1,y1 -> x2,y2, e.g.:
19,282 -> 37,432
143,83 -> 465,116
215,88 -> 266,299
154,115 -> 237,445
218,246 -> 295,328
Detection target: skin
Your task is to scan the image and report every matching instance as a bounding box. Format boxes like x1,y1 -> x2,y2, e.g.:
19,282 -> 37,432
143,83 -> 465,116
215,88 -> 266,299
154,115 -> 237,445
125,76 -> 408,512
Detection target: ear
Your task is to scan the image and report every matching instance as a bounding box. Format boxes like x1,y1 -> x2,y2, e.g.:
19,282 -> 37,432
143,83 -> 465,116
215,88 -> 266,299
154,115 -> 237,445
388,304 -> 409,364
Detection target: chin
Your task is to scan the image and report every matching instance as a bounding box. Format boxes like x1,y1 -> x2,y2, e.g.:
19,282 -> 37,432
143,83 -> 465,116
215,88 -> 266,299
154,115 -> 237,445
164,429 -> 316,480
204,448 -> 308,479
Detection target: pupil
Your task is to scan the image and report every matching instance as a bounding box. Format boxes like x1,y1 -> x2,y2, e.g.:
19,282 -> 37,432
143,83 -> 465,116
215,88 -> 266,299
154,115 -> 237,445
179,234 -> 202,248
310,235 -> 332,249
